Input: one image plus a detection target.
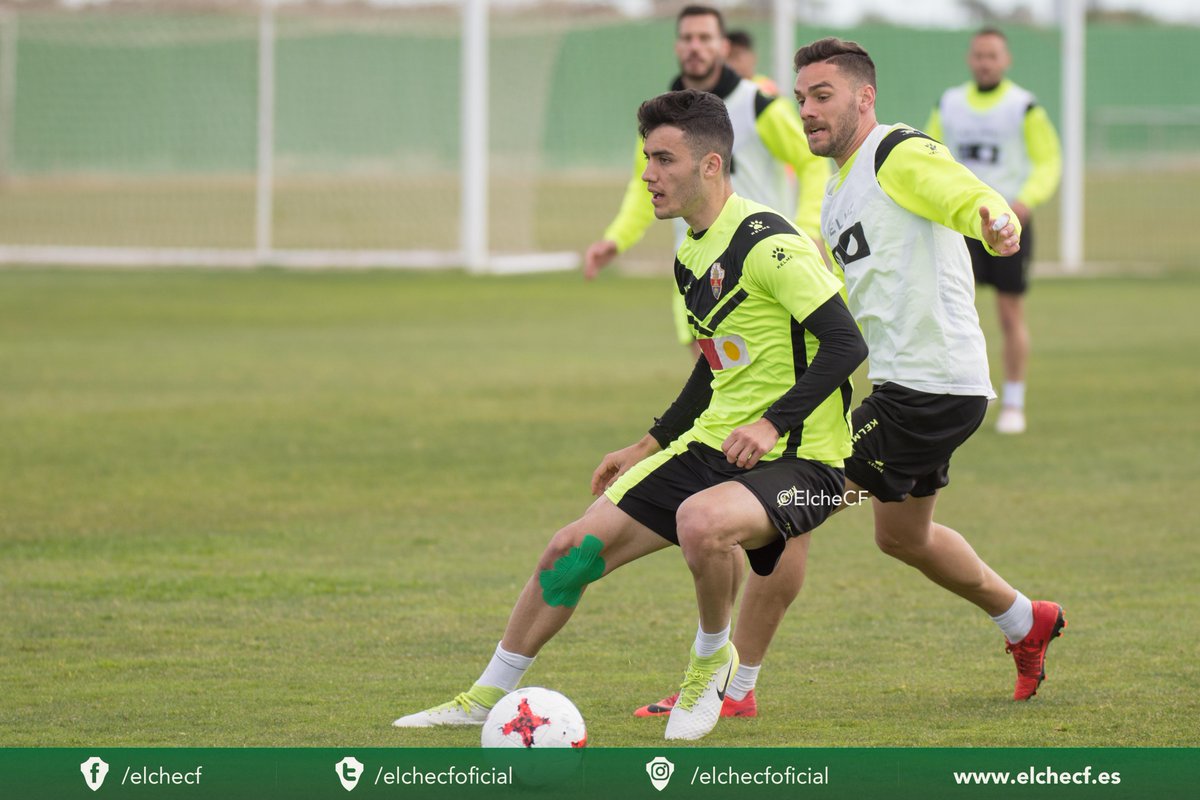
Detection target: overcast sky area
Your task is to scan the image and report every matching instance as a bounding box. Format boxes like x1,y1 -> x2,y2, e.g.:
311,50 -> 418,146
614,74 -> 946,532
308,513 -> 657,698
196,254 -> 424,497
373,0 -> 1200,26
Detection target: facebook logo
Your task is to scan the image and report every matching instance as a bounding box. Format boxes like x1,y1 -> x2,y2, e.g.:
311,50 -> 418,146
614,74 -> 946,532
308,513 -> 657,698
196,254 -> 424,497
80,757 -> 109,791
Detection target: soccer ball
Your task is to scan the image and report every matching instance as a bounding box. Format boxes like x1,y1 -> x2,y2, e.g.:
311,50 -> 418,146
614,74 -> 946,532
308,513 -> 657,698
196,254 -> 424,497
481,687 -> 587,748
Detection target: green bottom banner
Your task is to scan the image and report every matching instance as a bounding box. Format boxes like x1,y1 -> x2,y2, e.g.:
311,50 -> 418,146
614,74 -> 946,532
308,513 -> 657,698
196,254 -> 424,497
1,748 -> 1195,799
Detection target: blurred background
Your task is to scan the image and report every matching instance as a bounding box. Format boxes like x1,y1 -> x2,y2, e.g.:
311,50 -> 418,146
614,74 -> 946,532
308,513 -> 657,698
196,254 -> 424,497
0,0 -> 1196,271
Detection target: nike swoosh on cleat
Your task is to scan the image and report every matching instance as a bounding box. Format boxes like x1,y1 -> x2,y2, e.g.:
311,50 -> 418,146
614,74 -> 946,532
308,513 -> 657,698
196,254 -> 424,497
715,663 -> 733,701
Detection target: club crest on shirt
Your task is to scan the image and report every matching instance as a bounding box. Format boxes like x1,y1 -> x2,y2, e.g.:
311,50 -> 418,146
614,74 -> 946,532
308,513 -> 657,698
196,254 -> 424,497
708,262 -> 725,299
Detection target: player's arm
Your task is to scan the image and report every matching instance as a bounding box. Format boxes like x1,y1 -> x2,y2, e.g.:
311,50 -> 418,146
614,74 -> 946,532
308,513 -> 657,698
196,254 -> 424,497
1014,103 -> 1062,217
875,127 -> 1020,256
590,357 -> 714,495
754,94 -> 831,242
584,136 -> 656,279
722,238 -> 867,469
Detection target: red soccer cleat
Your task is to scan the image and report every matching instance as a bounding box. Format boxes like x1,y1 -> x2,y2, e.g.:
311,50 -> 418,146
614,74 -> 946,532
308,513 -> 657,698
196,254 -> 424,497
1006,600 -> 1067,700
633,689 -> 757,718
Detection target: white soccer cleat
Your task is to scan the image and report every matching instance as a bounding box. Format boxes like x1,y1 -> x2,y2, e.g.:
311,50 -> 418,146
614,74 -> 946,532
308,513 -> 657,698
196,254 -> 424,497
664,643 -> 739,741
996,406 -> 1026,435
392,693 -> 491,728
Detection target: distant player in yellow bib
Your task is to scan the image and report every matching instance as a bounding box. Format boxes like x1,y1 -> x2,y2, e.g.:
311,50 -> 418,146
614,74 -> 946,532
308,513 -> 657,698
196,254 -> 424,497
926,28 -> 1062,435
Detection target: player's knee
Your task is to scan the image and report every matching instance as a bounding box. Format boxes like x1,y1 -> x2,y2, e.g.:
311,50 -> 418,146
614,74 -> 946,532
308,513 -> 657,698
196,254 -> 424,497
676,499 -> 728,561
874,530 -> 907,560
537,527 -> 606,609
537,526 -> 581,571
874,525 -> 929,563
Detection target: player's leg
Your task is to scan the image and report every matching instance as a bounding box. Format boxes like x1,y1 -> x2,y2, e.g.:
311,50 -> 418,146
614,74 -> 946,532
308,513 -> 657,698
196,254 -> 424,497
663,459 -> 842,739
846,385 -> 1065,699
662,480 -> 776,740
726,536 -> 807,710
870,492 -> 1065,699
995,291 -> 1029,433
870,491 -> 1016,615
393,496 -> 669,728
677,481 -> 780,638
993,222 -> 1033,434
632,526 -> 807,719
501,496 -> 671,655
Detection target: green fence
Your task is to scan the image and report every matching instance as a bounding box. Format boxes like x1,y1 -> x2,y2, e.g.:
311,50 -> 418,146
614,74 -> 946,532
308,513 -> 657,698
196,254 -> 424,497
6,13 -> 1199,174
0,8 -> 1197,262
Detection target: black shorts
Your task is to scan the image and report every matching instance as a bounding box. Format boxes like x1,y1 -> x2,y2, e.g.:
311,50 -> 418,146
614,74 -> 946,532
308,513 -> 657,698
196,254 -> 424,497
844,383 -> 988,503
610,441 -> 844,576
967,220 -> 1033,294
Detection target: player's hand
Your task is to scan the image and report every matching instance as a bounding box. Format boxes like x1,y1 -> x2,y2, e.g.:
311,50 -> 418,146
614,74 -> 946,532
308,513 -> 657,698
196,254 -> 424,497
721,418 -> 781,470
591,435 -> 660,496
583,240 -> 619,281
979,206 -> 1020,257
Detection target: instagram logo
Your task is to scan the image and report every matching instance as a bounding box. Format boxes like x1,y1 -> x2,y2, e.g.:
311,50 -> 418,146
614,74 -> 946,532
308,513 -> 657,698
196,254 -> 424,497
645,756 -> 675,791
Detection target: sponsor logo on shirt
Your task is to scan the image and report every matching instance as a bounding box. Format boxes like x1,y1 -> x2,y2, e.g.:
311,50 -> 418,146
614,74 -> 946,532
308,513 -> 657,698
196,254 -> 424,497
697,334 -> 751,370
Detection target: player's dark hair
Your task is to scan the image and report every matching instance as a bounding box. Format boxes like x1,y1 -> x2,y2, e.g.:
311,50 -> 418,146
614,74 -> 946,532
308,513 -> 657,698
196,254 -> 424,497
793,37 -> 876,88
727,29 -> 753,50
974,27 -> 1008,42
677,4 -> 725,36
637,90 -> 733,176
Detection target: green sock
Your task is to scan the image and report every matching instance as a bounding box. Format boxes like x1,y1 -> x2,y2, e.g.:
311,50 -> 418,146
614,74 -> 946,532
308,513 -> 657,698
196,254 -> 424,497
463,683 -> 507,710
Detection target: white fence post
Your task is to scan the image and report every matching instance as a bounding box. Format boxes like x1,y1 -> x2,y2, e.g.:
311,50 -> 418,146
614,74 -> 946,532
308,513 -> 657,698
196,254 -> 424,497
256,1 -> 276,262
772,0 -> 796,100
1060,0 -> 1085,271
461,0 -> 488,273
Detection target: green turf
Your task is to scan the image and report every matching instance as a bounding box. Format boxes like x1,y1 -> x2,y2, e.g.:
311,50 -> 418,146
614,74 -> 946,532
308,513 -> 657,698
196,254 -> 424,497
0,268 -> 1197,747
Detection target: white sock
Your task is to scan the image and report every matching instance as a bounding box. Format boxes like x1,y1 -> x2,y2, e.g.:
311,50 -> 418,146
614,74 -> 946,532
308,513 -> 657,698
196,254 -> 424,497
726,662 -> 761,702
693,622 -> 730,658
991,592 -> 1035,644
1003,381 -> 1026,409
478,642 -> 535,692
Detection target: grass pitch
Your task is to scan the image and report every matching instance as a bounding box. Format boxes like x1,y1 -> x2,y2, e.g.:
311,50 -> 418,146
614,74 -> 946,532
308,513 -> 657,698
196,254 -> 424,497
0,268 -> 1197,747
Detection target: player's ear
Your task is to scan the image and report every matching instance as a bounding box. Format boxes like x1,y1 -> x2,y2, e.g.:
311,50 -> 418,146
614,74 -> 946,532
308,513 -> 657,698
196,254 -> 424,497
858,82 -> 876,112
703,152 -> 723,179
